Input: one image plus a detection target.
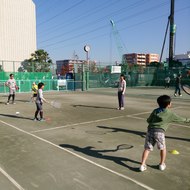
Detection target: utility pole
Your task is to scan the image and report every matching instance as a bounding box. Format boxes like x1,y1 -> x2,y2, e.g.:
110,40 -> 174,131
169,0 -> 176,67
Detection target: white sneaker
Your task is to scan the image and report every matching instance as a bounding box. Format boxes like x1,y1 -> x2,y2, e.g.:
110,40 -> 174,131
139,164 -> 147,172
174,94 -> 177,97
159,163 -> 166,171
179,94 -> 182,97
120,107 -> 125,110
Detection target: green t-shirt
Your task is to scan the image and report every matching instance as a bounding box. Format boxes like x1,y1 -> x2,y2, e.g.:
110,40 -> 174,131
147,108 -> 190,132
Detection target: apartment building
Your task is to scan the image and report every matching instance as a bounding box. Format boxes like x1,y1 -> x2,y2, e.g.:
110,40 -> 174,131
123,53 -> 159,65
56,59 -> 84,75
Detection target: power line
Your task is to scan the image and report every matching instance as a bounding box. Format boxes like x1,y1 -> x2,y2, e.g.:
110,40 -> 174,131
38,0 -> 149,43
38,1 -> 169,46
36,0 -> 63,17
36,0 -> 47,8
37,0 -> 86,26
41,6 -> 190,52
37,0 -> 116,37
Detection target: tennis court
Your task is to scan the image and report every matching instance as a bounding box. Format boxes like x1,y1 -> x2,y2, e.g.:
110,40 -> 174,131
0,87 -> 189,190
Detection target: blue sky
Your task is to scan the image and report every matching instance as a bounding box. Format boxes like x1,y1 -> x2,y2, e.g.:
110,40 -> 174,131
33,0 -> 190,64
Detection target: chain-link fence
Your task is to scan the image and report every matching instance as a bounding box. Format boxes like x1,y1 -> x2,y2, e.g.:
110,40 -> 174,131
0,63 -> 190,93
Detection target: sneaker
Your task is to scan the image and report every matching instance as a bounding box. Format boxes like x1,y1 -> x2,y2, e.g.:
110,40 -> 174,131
159,163 -> 166,171
179,94 -> 182,97
12,102 -> 16,104
174,94 -> 177,97
117,107 -> 121,110
120,107 -> 125,110
39,118 -> 46,122
6,102 -> 9,105
33,118 -> 39,121
139,164 -> 147,172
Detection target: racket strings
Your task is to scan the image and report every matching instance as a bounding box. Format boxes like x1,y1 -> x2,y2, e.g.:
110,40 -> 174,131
50,101 -> 62,108
182,84 -> 190,95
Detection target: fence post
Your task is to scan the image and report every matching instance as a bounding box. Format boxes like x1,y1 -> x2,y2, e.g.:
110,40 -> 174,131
86,71 -> 89,90
18,80 -> 21,93
82,63 -> 85,91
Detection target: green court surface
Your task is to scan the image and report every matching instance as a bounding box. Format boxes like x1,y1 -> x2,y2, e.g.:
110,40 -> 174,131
0,87 -> 189,190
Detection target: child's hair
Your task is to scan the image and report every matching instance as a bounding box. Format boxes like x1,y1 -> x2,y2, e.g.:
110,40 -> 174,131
38,82 -> 44,89
157,95 -> 171,108
10,74 -> 13,77
120,74 -> 125,80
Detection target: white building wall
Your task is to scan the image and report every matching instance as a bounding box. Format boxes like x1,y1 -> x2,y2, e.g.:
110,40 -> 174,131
0,0 -> 36,72
174,51 -> 190,60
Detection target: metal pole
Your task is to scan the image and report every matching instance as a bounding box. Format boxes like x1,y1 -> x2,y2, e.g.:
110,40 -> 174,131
86,51 -> 89,90
169,0 -> 175,67
159,18 -> 170,63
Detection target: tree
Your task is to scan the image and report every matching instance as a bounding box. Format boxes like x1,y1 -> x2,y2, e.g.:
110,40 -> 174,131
148,61 -> 161,67
19,49 -> 53,72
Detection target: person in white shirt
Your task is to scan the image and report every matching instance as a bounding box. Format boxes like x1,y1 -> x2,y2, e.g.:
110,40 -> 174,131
164,76 -> 170,89
34,82 -> 48,121
5,74 -> 18,104
117,74 -> 126,110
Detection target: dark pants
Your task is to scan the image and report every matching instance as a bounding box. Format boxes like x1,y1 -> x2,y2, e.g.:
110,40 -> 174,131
7,94 -> 15,103
118,91 -> 124,108
34,102 -> 43,119
165,82 -> 170,88
175,85 -> 181,95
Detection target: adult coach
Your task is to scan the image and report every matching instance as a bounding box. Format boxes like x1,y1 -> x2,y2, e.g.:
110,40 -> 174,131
174,74 -> 182,97
5,74 -> 18,104
117,74 -> 126,110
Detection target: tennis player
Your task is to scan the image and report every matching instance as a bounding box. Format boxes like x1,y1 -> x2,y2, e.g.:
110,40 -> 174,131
34,82 -> 48,121
140,95 -> 190,172
117,74 -> 126,110
30,82 -> 38,102
5,74 -> 18,104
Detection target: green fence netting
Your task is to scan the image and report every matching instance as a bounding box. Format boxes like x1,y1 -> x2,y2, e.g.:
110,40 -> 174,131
0,66 -> 189,93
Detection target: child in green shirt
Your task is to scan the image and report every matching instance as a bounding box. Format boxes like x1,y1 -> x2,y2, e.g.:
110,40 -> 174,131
140,95 -> 190,172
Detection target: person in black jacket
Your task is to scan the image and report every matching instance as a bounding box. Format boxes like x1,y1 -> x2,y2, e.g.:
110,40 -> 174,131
174,74 -> 182,97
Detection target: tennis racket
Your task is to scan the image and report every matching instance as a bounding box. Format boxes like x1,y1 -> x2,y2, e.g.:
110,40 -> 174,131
49,100 -> 62,108
181,84 -> 190,95
16,86 -> 19,90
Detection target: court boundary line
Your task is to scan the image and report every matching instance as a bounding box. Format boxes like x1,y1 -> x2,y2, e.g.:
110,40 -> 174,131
31,115 -> 126,133
31,111 -> 152,133
30,107 -> 184,133
0,119 -> 154,190
0,166 -> 25,190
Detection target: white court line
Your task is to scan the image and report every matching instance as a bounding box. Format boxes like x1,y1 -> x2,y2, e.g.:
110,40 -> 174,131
0,119 -> 154,190
128,111 -> 151,116
127,115 -> 146,120
31,111 -> 152,133
31,109 -> 183,133
0,166 -> 25,190
31,115 -> 126,133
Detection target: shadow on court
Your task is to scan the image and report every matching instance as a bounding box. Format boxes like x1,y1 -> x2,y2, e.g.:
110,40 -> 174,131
0,113 -> 33,120
97,126 -> 190,142
60,144 -> 141,172
72,104 -> 116,110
